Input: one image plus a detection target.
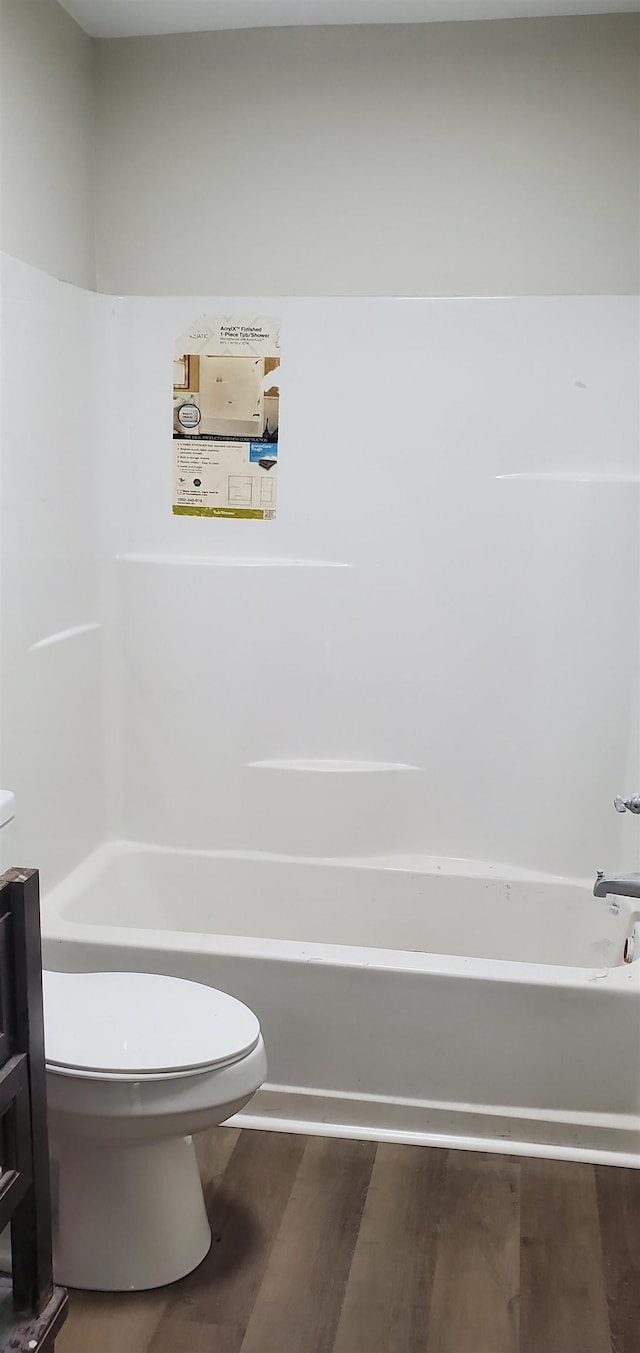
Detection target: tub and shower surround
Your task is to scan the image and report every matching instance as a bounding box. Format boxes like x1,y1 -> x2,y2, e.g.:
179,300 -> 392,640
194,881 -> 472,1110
3,258 -> 639,1162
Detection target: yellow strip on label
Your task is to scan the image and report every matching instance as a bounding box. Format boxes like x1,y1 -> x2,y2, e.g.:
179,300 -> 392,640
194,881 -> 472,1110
172,506 -> 266,519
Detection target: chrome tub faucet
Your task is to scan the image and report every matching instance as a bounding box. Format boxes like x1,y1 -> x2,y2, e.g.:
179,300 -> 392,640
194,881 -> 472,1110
593,870 -> 640,899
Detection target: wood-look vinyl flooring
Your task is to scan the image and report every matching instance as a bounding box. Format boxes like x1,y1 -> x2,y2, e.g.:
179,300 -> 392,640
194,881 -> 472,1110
56,1127 -> 640,1353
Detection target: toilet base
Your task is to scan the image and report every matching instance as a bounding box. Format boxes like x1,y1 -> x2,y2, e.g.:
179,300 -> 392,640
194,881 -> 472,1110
51,1131 -> 211,1290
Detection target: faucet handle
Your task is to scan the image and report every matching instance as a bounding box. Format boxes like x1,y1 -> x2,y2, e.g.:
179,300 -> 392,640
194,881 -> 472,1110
614,794 -> 640,815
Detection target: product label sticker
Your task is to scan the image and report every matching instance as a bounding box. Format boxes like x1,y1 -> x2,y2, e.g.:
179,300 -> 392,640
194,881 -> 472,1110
173,315 -> 280,519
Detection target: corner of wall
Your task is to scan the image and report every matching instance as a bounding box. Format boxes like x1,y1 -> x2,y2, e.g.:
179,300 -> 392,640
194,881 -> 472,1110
0,0 -> 97,290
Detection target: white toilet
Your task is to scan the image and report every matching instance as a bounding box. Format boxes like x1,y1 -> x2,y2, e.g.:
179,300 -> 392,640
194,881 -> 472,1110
0,796 -> 266,1290
43,968 -> 267,1291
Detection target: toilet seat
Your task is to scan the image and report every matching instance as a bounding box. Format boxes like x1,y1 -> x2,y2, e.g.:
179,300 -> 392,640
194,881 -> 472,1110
43,970 -> 261,1080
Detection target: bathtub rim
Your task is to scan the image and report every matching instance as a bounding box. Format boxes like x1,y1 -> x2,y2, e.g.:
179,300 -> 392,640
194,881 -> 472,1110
41,840 -> 640,992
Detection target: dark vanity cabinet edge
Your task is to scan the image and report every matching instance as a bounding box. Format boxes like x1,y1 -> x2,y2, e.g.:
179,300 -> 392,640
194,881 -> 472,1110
0,869 -> 68,1353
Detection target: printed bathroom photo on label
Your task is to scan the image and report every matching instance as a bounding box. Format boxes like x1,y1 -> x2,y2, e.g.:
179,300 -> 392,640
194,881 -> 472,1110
172,315 -> 280,518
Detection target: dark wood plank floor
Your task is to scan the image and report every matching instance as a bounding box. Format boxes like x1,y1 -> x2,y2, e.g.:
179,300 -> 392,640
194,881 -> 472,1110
56,1128 -> 640,1353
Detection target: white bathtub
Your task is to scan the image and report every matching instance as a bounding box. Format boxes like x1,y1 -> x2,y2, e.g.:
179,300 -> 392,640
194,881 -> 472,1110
41,842 -> 640,1166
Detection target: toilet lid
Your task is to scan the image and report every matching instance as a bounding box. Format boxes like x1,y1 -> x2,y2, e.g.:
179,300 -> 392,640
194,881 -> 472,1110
43,971 -> 261,1077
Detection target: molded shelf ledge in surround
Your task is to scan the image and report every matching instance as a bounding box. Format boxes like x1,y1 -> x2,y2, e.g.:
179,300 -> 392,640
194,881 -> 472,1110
29,622 -> 102,652
495,471 -> 640,484
116,554 -> 350,568
248,760 -> 420,773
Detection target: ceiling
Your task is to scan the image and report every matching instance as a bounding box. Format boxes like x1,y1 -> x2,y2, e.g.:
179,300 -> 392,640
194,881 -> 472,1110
58,0 -> 640,39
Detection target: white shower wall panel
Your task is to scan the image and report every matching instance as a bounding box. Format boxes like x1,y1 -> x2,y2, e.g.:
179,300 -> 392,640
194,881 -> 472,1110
111,295 -> 640,877
0,255 -> 110,885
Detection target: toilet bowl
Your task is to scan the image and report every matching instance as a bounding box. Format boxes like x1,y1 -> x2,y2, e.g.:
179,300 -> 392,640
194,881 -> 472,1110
43,970 -> 267,1291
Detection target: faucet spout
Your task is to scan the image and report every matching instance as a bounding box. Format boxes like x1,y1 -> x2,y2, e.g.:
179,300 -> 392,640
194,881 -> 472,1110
593,871 -> 640,899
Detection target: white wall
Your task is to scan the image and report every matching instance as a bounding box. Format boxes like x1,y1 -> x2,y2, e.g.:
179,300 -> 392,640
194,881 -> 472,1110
0,255 -> 107,885
2,9 -> 637,298
93,16 -> 640,296
108,292 -> 639,879
0,0 -> 96,289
